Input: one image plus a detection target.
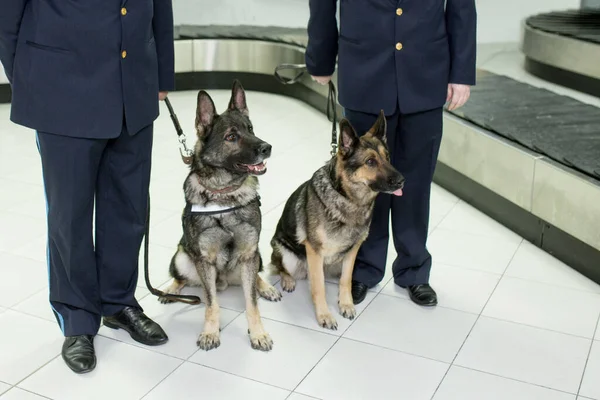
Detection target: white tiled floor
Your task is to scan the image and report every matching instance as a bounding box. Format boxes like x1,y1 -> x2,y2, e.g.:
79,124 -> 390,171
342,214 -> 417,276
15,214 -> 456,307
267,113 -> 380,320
1,65 -> 600,399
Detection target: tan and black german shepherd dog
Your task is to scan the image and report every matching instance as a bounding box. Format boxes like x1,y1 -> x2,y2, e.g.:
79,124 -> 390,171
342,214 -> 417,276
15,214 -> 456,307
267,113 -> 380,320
269,111 -> 404,330
160,80 -> 282,351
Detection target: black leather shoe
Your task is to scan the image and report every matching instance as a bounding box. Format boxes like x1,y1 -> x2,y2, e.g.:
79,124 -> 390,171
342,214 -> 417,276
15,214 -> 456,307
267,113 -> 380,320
62,335 -> 96,374
351,280 -> 369,305
103,307 -> 168,346
407,284 -> 438,307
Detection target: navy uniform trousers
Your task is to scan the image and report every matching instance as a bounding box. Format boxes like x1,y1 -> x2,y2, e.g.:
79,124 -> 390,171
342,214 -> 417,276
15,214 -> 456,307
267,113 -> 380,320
35,120 -> 153,337
346,106 -> 443,288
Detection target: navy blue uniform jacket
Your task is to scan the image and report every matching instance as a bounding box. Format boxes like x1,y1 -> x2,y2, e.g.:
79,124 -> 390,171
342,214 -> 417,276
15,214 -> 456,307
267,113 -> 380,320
0,0 -> 175,138
305,0 -> 476,115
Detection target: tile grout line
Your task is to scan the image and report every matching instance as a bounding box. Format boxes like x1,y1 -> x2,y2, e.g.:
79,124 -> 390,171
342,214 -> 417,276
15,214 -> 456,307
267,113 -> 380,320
576,311 -> 600,397
429,239 -> 522,400
432,225 -> 524,245
99,268 -> 597,397
14,256 -> 591,398
139,360 -> 187,400
285,392 -> 321,400
377,288 -> 600,342
451,365 -> 583,397
184,360 -> 293,393
286,290 -> 382,396
428,200 -> 460,234
183,310 -> 244,362
8,387 -> 53,400
10,354 -> 61,394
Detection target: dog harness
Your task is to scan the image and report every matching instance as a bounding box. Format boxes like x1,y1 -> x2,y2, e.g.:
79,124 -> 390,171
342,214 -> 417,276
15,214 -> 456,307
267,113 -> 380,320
184,196 -> 261,216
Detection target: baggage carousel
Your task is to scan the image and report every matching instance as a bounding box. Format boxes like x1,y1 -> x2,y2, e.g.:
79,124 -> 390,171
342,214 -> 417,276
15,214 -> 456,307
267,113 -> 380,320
522,9 -> 600,97
1,24 -> 599,283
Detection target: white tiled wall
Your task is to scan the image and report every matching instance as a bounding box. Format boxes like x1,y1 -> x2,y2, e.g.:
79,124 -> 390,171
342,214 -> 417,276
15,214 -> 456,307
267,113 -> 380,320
173,0 -> 583,44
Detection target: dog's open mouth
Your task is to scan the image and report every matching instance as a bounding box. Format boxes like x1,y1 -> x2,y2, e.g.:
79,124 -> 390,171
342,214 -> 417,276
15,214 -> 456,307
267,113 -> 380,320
236,161 -> 267,175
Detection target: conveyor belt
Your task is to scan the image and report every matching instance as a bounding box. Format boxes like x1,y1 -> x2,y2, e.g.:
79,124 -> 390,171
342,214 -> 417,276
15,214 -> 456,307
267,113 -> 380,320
522,10 -> 600,96
448,72 -> 600,180
526,10 -> 600,44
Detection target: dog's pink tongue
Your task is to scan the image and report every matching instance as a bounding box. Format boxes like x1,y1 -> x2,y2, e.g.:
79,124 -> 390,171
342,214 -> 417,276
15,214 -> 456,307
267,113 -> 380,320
392,188 -> 403,196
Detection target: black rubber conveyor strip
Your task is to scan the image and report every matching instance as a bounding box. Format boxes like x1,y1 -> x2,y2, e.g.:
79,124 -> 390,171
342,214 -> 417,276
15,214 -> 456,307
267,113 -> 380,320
448,72 -> 600,180
526,10 -> 600,44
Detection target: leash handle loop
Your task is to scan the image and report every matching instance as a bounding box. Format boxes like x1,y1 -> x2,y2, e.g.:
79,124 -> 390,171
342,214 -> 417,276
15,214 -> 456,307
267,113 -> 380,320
274,63 -> 308,85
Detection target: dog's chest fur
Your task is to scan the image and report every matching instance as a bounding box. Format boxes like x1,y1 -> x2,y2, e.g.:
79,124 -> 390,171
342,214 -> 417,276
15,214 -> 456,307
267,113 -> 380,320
302,163 -> 374,260
180,173 -> 261,271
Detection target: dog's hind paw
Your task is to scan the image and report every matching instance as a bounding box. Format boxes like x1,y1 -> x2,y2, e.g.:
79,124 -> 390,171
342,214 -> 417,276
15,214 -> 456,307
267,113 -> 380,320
197,332 -> 221,351
249,332 -> 273,351
259,285 -> 282,302
338,302 -> 356,320
317,312 -> 338,330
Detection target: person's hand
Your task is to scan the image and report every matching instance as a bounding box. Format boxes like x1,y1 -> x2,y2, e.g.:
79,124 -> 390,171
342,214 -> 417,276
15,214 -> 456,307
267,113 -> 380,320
446,84 -> 470,111
311,75 -> 332,85
159,91 -> 168,101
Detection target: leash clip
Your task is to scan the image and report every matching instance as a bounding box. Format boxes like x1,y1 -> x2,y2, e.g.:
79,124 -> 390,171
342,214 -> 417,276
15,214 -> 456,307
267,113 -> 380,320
164,96 -> 194,165
178,135 -> 194,165
330,142 -> 338,157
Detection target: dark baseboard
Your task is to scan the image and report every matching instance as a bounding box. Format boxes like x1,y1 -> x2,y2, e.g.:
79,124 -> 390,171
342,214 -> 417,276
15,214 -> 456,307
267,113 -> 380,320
433,162 -> 600,284
524,57 -> 600,99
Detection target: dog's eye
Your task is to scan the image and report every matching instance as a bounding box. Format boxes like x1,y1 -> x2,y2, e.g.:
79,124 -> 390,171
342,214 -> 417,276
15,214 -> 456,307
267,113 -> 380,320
248,125 -> 254,133
366,158 -> 377,167
225,133 -> 237,142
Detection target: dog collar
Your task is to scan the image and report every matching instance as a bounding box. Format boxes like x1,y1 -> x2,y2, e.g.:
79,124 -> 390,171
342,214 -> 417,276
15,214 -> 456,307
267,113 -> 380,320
195,174 -> 242,194
184,196 -> 261,216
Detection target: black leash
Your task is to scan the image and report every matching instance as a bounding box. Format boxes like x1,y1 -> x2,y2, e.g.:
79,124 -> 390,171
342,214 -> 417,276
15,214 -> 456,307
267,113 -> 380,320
141,98 -> 201,306
274,64 -> 338,156
165,97 -> 194,166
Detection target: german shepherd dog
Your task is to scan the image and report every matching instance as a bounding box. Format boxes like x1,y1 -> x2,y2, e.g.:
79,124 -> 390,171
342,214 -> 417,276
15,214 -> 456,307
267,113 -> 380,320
269,111 -> 404,330
160,80 -> 282,351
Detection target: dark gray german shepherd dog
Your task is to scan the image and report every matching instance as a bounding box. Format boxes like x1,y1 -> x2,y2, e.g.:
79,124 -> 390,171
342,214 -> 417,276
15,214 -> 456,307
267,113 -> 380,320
269,111 -> 404,330
160,80 -> 281,351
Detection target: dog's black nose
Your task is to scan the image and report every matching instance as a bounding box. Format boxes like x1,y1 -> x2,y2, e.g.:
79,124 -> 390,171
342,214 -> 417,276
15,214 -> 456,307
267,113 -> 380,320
388,175 -> 405,187
257,143 -> 272,157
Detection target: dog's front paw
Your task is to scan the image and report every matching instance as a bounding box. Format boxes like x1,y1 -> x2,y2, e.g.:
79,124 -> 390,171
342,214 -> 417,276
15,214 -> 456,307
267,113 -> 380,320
317,312 -> 338,330
281,275 -> 296,293
197,332 -> 221,351
259,285 -> 282,302
338,302 -> 356,320
249,332 -> 273,351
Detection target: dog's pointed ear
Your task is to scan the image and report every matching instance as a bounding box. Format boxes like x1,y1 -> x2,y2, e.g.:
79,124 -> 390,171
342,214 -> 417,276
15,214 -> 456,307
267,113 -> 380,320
338,118 -> 359,157
195,90 -> 216,136
367,109 -> 387,143
228,79 -> 249,116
